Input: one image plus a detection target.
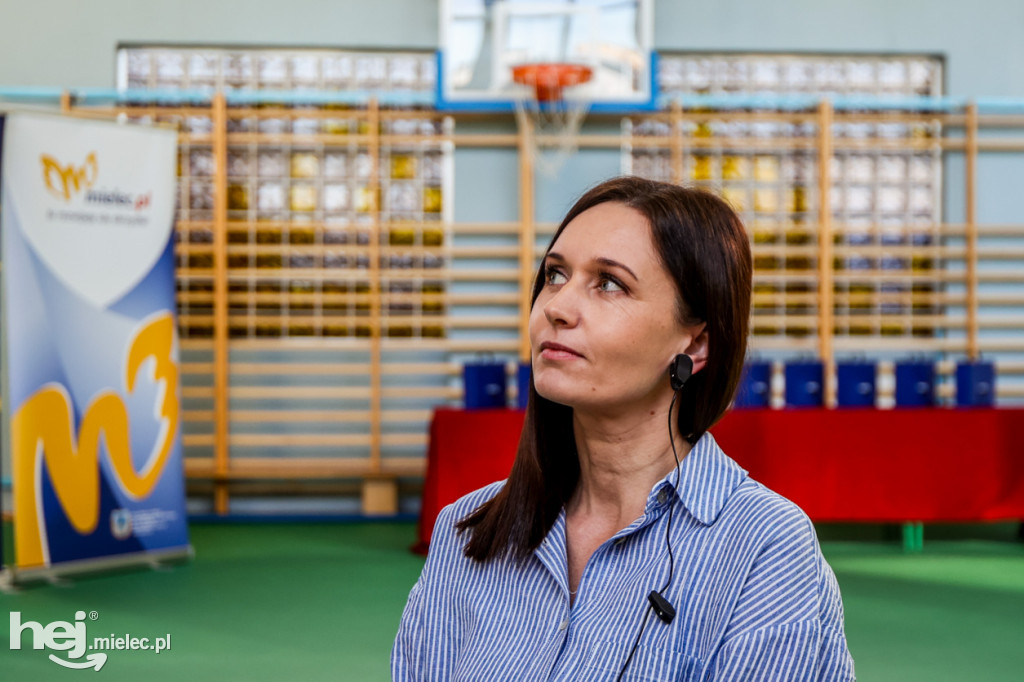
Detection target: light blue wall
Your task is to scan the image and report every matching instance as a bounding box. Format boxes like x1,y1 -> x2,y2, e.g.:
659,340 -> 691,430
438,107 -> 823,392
2,0 -> 1021,94
2,0 -> 1019,288
0,0 -> 437,88
658,0 -> 1024,97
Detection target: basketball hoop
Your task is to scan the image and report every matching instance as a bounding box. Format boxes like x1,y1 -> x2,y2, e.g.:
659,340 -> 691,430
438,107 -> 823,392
512,63 -> 593,178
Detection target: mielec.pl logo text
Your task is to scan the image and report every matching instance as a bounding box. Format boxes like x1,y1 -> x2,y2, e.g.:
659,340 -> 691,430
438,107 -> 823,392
9,610 -> 172,671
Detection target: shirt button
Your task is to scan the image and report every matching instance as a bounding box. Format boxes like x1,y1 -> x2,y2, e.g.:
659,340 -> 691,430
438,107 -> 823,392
558,619 -> 569,632
657,490 -> 668,504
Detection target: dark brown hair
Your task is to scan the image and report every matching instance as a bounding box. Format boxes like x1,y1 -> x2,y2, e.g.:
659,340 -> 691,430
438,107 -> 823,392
456,176 -> 752,562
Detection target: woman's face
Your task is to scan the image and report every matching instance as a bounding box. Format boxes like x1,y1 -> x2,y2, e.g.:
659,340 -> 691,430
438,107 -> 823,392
529,201 -> 700,414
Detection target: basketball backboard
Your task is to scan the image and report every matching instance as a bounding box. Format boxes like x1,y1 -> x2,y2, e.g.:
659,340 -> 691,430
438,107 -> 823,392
438,0 -> 655,111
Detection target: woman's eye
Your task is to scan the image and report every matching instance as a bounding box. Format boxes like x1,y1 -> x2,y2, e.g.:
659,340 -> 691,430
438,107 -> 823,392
545,268 -> 567,285
598,276 -> 624,292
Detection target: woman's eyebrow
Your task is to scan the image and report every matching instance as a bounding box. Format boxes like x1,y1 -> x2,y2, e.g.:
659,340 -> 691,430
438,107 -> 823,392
595,257 -> 639,282
545,252 -> 639,282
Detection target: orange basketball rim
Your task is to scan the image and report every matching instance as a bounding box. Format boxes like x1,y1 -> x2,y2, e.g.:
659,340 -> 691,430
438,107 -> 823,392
511,63 -> 593,103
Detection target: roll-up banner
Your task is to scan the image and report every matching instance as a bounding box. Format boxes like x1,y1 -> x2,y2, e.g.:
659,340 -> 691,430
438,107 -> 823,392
0,113 -> 190,583
0,113 -> 5,575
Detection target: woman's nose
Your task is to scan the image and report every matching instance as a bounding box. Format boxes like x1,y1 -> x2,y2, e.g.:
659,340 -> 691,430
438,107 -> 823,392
543,282 -> 581,327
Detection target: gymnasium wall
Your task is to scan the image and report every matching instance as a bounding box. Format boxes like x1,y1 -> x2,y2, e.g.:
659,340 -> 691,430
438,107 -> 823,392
2,0 -> 1022,223
1,1 -> 1022,516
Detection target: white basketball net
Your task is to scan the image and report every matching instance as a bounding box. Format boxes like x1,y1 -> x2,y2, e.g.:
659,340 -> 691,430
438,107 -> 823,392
514,95 -> 590,179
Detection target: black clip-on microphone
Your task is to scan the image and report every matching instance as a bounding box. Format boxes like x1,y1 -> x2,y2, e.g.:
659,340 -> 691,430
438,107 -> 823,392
617,354 -> 691,680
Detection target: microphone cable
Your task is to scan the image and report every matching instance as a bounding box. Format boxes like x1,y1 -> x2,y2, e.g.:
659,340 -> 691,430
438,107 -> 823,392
616,390 -> 683,680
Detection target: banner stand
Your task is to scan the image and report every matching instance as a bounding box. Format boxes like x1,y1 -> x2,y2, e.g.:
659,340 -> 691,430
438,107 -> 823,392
5,546 -> 193,588
0,114 -> 6,578
0,112 -> 192,584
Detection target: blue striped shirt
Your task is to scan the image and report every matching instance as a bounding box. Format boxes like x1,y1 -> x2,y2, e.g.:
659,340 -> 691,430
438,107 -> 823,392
393,432 -> 855,680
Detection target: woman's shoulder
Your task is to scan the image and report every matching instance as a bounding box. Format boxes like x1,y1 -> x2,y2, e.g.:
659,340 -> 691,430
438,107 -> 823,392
429,480 -> 507,546
447,479 -> 506,519
718,476 -> 819,551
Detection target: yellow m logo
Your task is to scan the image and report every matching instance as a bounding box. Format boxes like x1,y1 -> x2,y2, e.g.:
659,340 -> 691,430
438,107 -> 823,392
12,314 -> 180,568
41,151 -> 98,201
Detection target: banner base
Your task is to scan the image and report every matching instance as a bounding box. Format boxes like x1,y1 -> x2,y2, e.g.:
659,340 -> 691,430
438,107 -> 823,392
5,545 -> 194,587
0,567 -> 18,594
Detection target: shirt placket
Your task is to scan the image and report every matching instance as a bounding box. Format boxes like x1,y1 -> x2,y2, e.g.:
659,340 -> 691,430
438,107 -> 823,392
545,487 -> 676,680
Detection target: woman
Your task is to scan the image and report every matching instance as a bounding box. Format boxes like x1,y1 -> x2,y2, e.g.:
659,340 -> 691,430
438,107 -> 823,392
393,177 -> 855,681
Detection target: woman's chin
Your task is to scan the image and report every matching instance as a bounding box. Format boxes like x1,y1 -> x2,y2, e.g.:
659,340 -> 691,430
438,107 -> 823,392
534,383 -> 609,412
533,380 -> 581,409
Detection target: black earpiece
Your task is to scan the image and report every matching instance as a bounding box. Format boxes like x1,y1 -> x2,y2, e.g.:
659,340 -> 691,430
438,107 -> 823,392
669,354 -> 693,391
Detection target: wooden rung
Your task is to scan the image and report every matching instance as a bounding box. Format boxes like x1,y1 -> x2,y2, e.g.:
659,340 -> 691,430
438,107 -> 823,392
230,409 -> 371,423
229,434 -> 372,447
231,362 -> 373,375
194,314 -> 519,329
380,386 -> 462,400
201,219 -> 555,237
228,337 -> 372,351
832,111 -> 950,123
218,336 -> 519,353
382,338 -> 520,352
977,138 -> 1024,151
748,337 -> 818,351
176,267 -> 522,282
676,111 -> 821,123
184,456 -> 426,479
229,386 -> 371,399
184,410 -> 215,421
828,270 -> 1024,283
224,131 -> 449,148
217,219 -> 447,231
228,106 -> 447,120
382,363 -> 461,376
831,337 -> 968,351
181,290 -> 516,306
993,360 -> 1024,373
182,387 -> 215,398
84,106 -> 213,117
831,137 -> 963,151
216,243 -> 487,257
184,434 -> 216,446
826,315 -> 1024,329
219,244 -> 508,260
682,137 -> 819,150
181,362 -> 215,373
980,338 -> 1024,352
751,315 -> 819,326
382,409 -> 434,422
227,409 -> 433,424
451,222 -> 534,234
383,433 -> 429,447
223,362 -> 459,377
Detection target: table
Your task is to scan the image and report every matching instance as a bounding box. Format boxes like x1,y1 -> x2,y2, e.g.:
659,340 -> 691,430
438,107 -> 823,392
415,407 -> 1024,553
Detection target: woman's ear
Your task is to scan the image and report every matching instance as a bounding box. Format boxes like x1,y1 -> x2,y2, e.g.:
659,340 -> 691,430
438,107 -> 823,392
681,323 -> 709,375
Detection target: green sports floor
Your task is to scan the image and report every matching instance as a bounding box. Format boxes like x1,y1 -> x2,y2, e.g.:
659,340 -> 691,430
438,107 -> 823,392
3,521 -> 1023,681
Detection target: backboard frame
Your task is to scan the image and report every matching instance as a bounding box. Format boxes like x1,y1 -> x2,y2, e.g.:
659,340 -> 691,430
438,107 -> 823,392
437,0 -> 657,113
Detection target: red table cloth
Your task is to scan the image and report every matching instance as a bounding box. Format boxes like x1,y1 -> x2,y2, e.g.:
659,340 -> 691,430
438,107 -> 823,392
415,407 -> 1024,553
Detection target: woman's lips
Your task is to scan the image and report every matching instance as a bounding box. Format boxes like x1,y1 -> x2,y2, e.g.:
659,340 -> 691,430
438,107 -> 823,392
539,342 -> 583,360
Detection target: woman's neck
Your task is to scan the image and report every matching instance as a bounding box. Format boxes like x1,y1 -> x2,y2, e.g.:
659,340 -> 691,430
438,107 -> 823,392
567,399 -> 692,525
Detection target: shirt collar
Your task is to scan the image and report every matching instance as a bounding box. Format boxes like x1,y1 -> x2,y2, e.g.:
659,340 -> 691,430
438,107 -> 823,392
648,430 -> 748,526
